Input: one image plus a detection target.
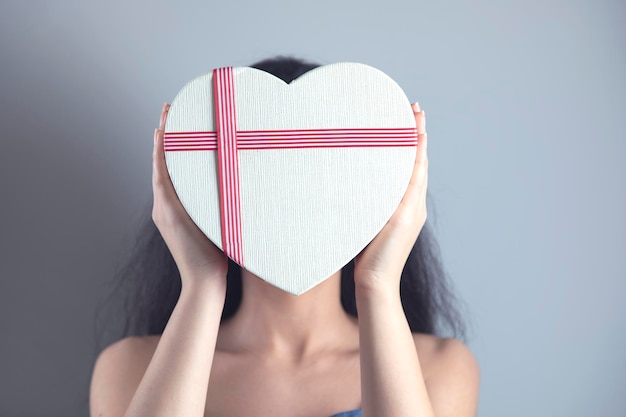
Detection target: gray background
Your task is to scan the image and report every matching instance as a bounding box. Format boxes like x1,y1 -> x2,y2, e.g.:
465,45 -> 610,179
0,0 -> 624,416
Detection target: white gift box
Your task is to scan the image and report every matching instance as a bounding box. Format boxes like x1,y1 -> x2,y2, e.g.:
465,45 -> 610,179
164,62 -> 418,295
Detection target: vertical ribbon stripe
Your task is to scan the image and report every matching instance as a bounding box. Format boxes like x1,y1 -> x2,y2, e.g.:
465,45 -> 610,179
214,67 -> 244,265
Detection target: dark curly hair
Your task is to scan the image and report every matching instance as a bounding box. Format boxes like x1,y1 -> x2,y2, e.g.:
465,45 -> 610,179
94,55 -> 469,352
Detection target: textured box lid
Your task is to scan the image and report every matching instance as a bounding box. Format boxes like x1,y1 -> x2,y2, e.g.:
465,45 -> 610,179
164,62 -> 417,295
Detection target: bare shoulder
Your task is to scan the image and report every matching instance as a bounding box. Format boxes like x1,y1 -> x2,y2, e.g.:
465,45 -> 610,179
412,333 -> 479,379
413,333 -> 480,417
90,335 -> 160,417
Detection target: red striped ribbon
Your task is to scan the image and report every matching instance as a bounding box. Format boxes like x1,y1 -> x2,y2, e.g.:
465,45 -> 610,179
164,67 -> 418,266
213,67 -> 244,265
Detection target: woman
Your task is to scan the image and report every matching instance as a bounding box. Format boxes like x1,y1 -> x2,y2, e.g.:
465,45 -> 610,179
90,57 -> 480,417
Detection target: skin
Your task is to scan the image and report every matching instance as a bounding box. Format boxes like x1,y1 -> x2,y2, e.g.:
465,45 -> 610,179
89,103 -> 480,417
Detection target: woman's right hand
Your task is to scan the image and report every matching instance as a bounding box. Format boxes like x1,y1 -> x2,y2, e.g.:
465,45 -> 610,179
152,102 -> 228,287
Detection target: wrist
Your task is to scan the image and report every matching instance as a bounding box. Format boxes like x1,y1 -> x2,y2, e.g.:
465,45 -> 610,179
355,281 -> 407,331
180,273 -> 228,301
354,275 -> 402,309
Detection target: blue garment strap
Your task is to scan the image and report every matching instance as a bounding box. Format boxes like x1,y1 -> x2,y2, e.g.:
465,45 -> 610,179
330,410 -> 362,417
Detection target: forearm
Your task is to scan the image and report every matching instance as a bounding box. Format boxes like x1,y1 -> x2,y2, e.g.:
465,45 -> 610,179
123,276 -> 227,417
356,282 -> 435,417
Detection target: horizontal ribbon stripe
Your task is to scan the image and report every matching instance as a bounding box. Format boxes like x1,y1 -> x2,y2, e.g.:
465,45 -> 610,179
164,128 -> 417,151
239,127 -> 417,135
237,139 -> 417,150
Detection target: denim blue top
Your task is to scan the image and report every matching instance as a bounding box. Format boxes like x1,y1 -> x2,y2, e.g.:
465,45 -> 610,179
330,410 -> 361,417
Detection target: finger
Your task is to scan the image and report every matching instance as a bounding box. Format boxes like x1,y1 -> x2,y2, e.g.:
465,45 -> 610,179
413,103 -> 427,162
397,129 -> 428,214
410,102 -> 425,157
400,103 -> 428,210
155,102 -> 174,191
416,166 -> 429,224
411,103 -> 425,134
152,127 -> 175,196
411,104 -> 426,155
152,128 -> 162,188
417,129 -> 428,164
159,102 -> 171,131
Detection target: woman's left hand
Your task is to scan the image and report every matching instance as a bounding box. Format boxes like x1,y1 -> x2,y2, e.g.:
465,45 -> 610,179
353,103 -> 428,295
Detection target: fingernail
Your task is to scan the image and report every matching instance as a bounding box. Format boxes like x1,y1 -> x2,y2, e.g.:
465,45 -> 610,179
412,102 -> 421,112
154,128 -> 158,144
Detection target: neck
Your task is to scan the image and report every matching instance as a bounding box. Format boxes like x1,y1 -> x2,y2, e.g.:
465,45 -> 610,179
217,269 -> 358,361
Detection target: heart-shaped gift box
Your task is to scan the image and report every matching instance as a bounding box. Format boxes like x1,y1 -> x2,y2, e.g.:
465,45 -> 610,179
164,62 -> 417,295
